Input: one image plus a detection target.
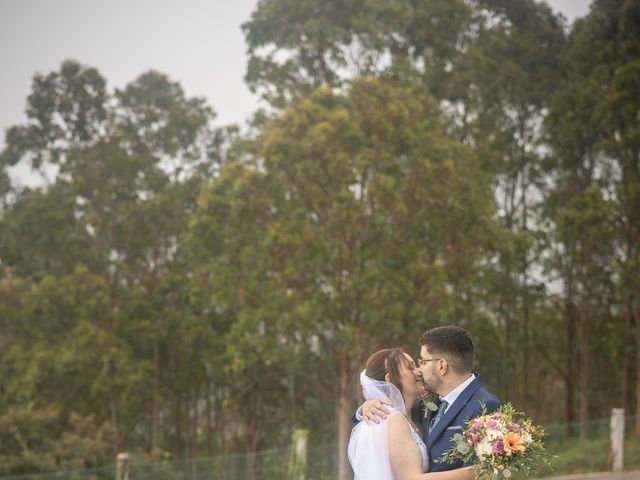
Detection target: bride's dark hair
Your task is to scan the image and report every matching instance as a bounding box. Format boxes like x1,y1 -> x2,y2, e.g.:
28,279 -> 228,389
365,348 -> 410,392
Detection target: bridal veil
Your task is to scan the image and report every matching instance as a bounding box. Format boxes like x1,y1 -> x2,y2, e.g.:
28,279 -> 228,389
347,370 -> 407,480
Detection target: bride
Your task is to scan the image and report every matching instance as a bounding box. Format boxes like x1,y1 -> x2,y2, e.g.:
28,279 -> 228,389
348,348 -> 472,480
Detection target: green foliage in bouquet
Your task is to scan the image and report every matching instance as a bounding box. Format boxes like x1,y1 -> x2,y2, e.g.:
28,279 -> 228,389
438,403 -> 553,480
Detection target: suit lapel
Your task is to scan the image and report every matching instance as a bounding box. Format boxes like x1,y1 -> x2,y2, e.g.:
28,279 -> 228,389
425,376 -> 482,448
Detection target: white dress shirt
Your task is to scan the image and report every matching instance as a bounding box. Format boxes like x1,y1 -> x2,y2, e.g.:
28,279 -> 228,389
440,373 -> 475,413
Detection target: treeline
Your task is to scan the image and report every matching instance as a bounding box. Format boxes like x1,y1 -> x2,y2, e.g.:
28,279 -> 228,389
0,0 -> 638,479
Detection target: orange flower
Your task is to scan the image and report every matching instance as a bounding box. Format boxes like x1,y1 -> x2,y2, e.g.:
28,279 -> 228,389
503,432 -> 526,456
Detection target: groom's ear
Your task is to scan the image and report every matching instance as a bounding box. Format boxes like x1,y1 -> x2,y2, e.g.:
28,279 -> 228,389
439,358 -> 449,375
384,373 -> 391,383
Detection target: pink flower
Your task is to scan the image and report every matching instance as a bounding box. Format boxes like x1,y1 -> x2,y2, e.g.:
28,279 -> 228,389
507,422 -> 521,431
487,419 -> 499,429
492,441 -> 505,454
493,412 -> 503,418
471,433 -> 482,443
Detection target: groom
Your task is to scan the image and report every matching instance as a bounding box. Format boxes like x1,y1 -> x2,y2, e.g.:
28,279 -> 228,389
360,325 -> 500,472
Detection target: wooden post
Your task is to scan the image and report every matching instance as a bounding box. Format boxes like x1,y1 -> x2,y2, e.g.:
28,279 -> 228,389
287,429 -> 308,480
610,408 -> 624,472
116,452 -> 130,480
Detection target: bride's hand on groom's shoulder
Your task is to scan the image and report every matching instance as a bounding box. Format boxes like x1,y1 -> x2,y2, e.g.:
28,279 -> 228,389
361,399 -> 392,424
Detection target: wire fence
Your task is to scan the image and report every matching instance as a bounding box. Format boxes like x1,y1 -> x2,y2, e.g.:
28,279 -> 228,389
1,416 -> 638,480
543,415 -> 638,444
0,445 -> 336,480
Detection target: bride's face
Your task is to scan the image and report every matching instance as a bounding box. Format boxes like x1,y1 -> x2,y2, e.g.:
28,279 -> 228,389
397,352 -> 426,398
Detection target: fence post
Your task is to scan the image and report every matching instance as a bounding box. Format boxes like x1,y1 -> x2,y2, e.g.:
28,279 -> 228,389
116,452 -> 130,480
287,429 -> 308,480
610,408 -> 624,472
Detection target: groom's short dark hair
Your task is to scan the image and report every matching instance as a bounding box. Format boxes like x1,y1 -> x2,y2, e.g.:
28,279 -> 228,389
420,326 -> 474,374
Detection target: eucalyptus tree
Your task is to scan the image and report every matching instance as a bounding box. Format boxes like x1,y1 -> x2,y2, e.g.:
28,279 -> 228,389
430,0 -> 567,410
190,77 -> 498,479
0,184 -> 96,280
0,60 -> 108,175
0,61 -> 229,458
544,0 -> 640,434
586,0 -> 640,433
0,61 -> 219,281
242,0 -> 474,107
0,266 -> 147,451
0,405 -> 114,476
0,60 -> 109,279
242,0 -> 568,411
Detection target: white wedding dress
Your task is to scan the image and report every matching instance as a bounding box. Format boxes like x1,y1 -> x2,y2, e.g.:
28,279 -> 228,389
348,371 -> 429,479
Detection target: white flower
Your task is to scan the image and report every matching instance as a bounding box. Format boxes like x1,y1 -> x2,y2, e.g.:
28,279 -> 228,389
475,438 -> 493,458
485,426 -> 504,441
521,432 -> 532,444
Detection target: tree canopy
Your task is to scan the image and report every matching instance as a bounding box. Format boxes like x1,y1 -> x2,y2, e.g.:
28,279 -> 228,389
0,1 -> 638,478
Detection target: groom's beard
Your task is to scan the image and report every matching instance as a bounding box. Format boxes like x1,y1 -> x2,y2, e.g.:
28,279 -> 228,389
423,374 -> 443,396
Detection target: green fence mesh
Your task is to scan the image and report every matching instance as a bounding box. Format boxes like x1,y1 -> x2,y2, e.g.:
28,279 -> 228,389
1,416 -> 638,480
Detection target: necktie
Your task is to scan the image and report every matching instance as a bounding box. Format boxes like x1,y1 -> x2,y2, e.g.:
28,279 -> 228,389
428,400 -> 448,434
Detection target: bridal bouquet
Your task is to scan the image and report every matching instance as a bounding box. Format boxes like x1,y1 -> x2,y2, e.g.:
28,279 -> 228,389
439,403 -> 552,479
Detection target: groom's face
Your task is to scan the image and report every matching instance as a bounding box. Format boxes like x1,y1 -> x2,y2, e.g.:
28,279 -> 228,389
419,345 -> 443,395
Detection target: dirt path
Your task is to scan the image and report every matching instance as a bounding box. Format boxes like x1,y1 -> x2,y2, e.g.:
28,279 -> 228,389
541,470 -> 640,479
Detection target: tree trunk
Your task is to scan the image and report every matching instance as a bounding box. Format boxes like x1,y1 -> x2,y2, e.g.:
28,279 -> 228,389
505,298 -> 515,404
521,181 -> 530,413
219,392 -> 226,453
190,394 -> 198,480
185,396 -> 192,460
175,393 -> 183,458
564,259 -> 577,436
290,373 -> 298,427
109,392 -> 121,452
496,300 -> 507,399
579,298 -> 590,439
245,384 -> 260,480
622,297 -> 631,414
336,348 -> 352,480
151,342 -> 159,458
205,378 -> 213,456
521,281 -> 530,412
635,305 -> 640,435
187,388 -> 199,480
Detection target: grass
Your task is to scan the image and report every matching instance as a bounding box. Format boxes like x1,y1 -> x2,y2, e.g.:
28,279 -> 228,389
536,435 -> 640,477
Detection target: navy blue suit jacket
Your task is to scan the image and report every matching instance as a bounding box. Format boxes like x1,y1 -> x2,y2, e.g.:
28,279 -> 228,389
412,375 -> 500,472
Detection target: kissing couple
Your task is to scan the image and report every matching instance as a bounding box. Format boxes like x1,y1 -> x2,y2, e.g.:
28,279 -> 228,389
348,325 -> 500,480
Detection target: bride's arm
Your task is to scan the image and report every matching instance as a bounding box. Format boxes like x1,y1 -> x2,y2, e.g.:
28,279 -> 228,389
421,467 -> 473,479
388,415 -> 425,480
388,415 -> 473,480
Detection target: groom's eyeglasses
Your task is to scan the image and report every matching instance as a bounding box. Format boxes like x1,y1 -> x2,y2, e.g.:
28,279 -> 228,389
418,358 -> 441,366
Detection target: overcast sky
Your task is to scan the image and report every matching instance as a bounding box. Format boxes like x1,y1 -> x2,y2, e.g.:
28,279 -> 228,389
1,0 -> 591,185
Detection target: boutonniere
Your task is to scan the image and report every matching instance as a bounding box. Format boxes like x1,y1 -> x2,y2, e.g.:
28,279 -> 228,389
420,391 -> 439,417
